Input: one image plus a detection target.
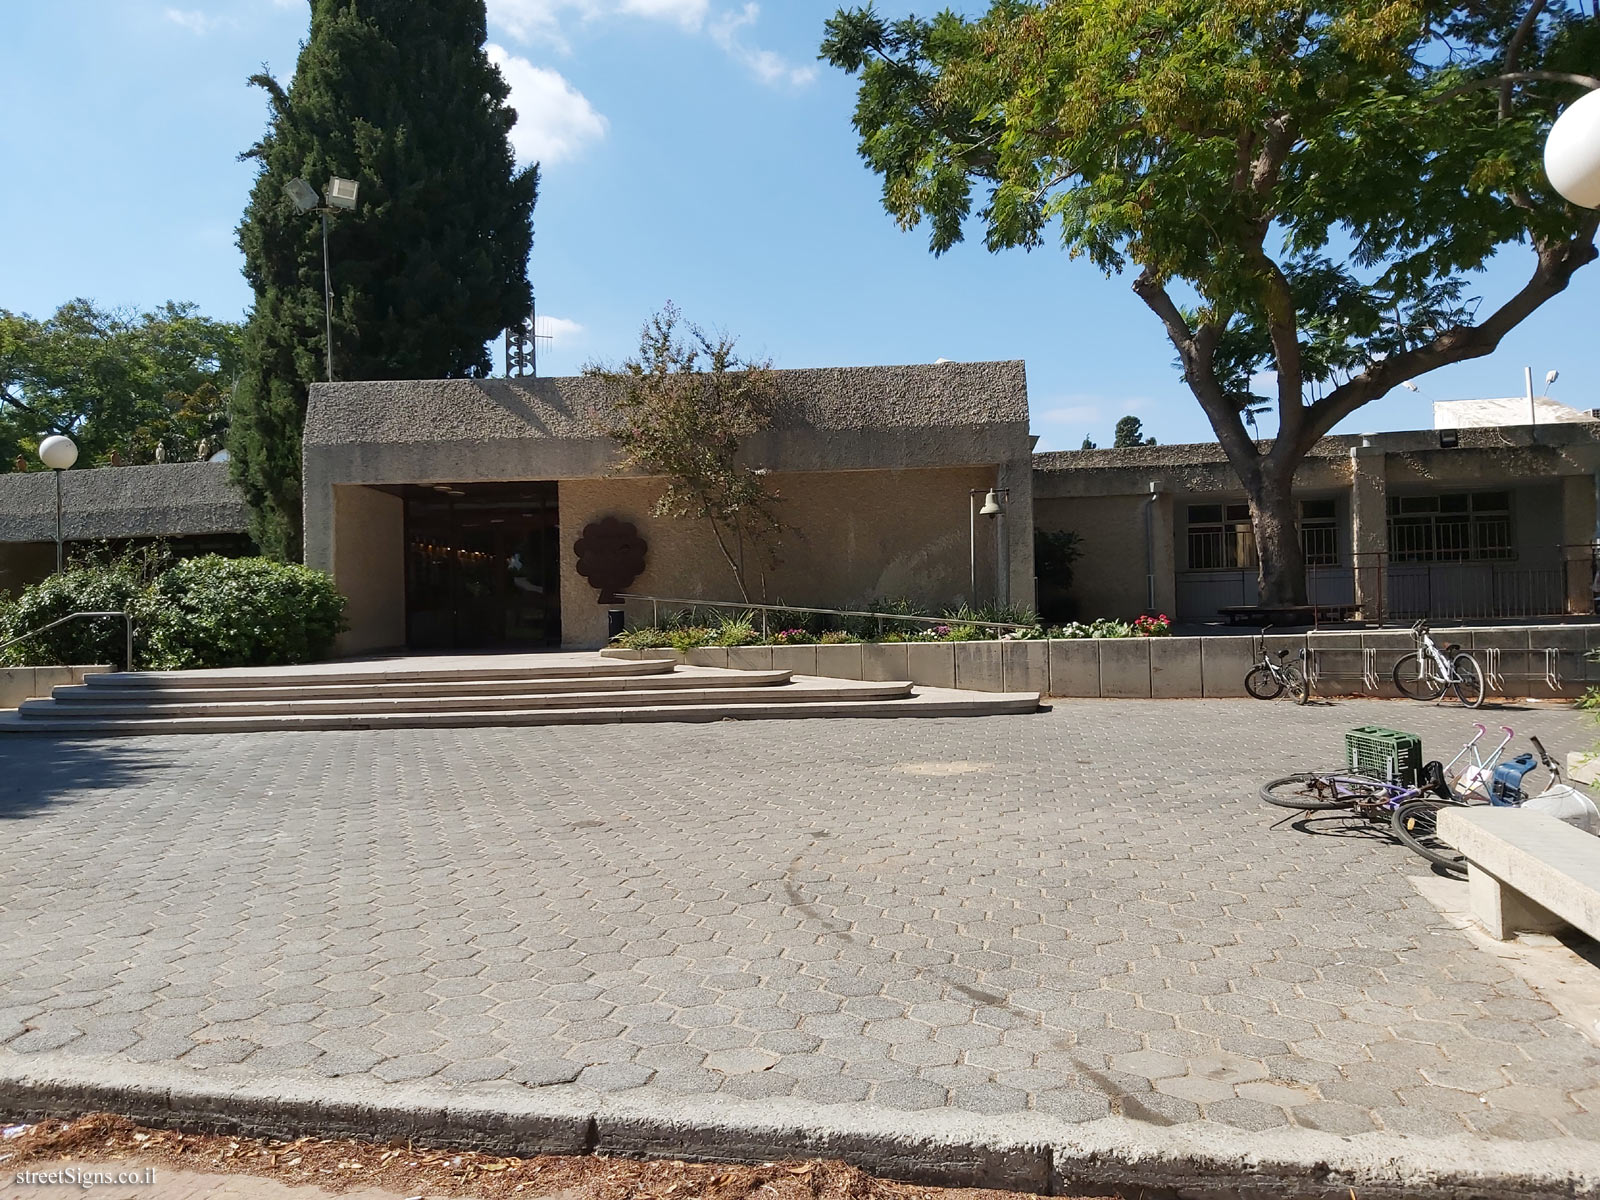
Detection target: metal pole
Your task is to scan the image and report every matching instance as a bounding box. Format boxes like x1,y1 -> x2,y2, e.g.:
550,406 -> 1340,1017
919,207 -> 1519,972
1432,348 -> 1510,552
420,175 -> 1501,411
1526,365 -> 1535,427
968,492 -> 977,601
322,211 -> 334,382
995,497 -> 1010,609
124,612 -> 133,672
53,468 -> 63,573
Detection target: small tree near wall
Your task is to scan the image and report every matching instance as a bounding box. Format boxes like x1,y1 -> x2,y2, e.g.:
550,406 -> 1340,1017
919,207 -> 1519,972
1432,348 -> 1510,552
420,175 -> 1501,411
586,304 -> 783,603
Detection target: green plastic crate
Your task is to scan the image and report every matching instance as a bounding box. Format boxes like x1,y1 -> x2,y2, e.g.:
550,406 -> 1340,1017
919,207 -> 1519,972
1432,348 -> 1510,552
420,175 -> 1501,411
1345,726 -> 1422,785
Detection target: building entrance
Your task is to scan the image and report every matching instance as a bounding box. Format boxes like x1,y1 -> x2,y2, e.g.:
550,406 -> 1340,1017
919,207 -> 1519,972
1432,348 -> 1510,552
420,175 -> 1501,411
402,482 -> 560,650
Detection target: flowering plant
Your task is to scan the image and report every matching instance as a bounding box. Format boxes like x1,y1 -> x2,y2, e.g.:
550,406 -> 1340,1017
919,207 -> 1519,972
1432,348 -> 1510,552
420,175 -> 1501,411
772,628 -> 816,644
1132,613 -> 1172,637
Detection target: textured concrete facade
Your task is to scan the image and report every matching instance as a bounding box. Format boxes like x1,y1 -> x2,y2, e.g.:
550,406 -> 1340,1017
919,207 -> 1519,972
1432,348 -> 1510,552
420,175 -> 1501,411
0,462 -> 250,544
558,467 -> 1001,648
331,485 -> 406,655
1035,424 -> 1600,623
302,364 -> 1035,650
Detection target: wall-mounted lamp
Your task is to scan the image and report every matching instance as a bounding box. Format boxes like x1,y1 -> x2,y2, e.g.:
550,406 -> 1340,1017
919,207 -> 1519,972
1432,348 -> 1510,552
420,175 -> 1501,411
1438,429 -> 1459,449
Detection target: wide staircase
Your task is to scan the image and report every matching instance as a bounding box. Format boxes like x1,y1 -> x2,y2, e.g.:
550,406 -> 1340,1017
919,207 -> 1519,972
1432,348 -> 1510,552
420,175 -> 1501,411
0,653 -> 1038,736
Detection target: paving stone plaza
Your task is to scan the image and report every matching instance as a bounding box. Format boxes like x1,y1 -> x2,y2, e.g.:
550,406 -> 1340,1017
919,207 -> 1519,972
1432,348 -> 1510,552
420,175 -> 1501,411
2,699 -> 1598,1180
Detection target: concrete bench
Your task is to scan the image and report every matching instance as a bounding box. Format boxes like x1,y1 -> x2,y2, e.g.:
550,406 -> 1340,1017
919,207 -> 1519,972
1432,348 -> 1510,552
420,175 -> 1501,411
1437,807 -> 1600,941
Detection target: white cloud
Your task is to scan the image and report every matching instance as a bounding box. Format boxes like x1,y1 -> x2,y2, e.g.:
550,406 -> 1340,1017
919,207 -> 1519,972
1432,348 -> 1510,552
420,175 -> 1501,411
709,3 -> 816,87
164,8 -> 224,34
488,0 -> 808,86
487,44 -> 609,165
618,0 -> 708,28
535,315 -> 585,345
487,0 -> 592,50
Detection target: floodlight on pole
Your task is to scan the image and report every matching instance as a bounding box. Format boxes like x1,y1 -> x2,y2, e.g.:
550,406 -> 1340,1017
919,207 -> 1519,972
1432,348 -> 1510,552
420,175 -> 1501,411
325,176 -> 359,210
285,177 -> 320,214
283,175 -> 359,381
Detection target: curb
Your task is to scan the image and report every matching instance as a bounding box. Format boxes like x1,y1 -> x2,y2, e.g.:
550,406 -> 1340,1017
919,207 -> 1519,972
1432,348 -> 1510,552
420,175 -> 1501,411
3,1056 -> 1599,1198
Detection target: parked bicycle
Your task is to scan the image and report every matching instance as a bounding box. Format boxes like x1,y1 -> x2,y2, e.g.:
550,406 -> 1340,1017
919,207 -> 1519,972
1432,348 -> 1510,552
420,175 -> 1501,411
1393,618 -> 1485,708
1391,733 -> 1554,870
1244,627 -> 1311,704
1260,723 -> 1524,872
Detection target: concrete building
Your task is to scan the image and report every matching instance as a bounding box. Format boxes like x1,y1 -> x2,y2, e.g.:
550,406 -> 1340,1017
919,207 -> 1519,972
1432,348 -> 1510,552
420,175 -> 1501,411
299,362 -> 1035,652
3,360 -> 1597,643
1035,425 -> 1600,623
0,462 -> 252,593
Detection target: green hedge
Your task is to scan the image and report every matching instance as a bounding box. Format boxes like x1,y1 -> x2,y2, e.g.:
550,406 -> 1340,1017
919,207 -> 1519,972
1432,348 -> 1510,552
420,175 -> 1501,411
0,557 -> 346,670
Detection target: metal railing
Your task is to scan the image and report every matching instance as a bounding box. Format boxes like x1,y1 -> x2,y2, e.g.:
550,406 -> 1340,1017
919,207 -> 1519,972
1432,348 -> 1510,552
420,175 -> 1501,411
614,594 -> 1035,638
0,611 -> 133,672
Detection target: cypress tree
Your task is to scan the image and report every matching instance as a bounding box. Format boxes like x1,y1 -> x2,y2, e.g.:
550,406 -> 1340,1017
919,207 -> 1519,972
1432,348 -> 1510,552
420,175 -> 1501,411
230,0 -> 538,559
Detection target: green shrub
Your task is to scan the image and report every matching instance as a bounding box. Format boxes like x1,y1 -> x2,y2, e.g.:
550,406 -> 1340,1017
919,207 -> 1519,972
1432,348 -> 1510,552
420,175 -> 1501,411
712,614 -> 760,646
667,626 -> 714,651
2,555 -> 346,670
143,556 -> 346,669
613,626 -> 674,649
0,565 -> 150,668
818,630 -> 852,644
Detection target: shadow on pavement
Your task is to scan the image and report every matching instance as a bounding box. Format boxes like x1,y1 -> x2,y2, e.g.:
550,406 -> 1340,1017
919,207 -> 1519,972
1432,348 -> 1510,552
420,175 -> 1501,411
0,738 -> 172,821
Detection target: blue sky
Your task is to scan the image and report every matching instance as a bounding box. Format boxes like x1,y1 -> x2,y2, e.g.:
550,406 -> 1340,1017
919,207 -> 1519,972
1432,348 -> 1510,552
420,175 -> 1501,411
2,0 -> 1595,451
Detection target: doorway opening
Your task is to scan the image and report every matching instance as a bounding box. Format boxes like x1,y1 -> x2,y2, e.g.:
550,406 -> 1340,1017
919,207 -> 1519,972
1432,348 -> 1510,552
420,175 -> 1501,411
401,481 -> 560,650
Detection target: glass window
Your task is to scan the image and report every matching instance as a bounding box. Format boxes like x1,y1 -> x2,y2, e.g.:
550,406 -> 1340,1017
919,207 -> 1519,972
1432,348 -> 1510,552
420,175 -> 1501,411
1300,498 -> 1336,520
1387,491 -> 1515,563
1187,504 -> 1223,523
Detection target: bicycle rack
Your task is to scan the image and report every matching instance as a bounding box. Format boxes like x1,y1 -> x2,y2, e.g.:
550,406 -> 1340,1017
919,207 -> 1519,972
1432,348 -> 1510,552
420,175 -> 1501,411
1361,648 -> 1381,692
1481,647 -> 1505,692
1304,641 -> 1582,697
1544,647 -> 1564,691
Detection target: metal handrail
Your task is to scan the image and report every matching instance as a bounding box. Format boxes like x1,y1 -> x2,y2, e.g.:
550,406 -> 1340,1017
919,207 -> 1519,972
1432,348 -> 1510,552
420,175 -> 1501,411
614,593 -> 1035,636
0,611 -> 133,672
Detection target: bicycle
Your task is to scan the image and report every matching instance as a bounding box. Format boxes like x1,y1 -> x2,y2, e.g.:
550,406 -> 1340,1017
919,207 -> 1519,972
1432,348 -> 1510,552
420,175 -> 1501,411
1393,618 -> 1486,709
1391,733 -> 1552,870
1244,626 -> 1310,704
1260,723 -> 1518,872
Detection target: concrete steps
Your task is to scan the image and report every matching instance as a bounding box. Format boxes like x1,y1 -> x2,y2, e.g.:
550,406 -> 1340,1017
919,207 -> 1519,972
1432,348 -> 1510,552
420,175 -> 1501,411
0,653 -> 1039,736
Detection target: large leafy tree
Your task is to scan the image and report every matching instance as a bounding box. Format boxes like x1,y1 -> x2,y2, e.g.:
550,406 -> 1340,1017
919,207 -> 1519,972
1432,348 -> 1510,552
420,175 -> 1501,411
232,0 -> 539,559
823,1 -> 1600,605
1,300 -> 240,470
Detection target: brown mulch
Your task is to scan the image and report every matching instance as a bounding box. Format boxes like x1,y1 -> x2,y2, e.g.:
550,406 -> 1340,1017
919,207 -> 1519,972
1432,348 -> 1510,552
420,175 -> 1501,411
0,1114 -> 1072,1200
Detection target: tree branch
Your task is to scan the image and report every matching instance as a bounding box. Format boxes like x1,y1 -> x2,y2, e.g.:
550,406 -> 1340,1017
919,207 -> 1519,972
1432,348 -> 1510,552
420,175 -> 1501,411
1436,69 -> 1600,103
1299,216 -> 1600,446
1131,271 -> 1258,469
0,382 -> 41,417
1501,0 -> 1550,121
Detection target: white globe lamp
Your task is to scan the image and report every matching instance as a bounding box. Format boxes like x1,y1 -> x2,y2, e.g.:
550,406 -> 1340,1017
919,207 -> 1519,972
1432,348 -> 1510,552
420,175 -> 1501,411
37,434 -> 79,573
1545,88 -> 1600,209
38,435 -> 78,471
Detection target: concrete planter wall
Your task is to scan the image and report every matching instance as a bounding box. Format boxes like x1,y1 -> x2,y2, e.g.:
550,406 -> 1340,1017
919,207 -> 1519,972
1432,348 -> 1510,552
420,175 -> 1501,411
605,623 -> 1600,699
0,665 -> 109,710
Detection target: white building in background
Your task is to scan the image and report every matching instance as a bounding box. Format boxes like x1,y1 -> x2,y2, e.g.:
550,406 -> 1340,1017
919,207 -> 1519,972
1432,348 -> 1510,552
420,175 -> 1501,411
1434,396 -> 1600,429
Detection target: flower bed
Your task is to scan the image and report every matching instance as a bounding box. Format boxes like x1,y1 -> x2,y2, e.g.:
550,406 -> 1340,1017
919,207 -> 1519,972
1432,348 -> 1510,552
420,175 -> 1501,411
613,608 -> 1171,650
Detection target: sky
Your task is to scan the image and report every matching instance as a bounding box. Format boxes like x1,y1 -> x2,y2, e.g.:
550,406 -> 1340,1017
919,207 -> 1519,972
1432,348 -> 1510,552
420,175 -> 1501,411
1,0 -> 1596,452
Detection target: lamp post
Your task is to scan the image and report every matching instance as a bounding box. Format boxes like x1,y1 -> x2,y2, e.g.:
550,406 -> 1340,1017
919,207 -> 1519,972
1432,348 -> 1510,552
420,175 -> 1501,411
1545,87 -> 1600,209
38,434 -> 78,573
285,175 -> 360,381
968,487 -> 1010,607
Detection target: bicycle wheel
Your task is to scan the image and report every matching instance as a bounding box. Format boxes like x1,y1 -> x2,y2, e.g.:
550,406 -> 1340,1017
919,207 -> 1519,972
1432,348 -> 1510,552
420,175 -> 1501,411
1245,664 -> 1284,700
1393,651 -> 1446,701
1283,664 -> 1311,705
1451,653 -> 1486,709
1261,771 -> 1387,811
1391,798 -> 1467,872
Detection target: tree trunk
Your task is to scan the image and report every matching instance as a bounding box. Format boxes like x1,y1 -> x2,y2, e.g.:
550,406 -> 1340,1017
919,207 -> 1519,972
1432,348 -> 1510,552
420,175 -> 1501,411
1247,464 -> 1307,606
